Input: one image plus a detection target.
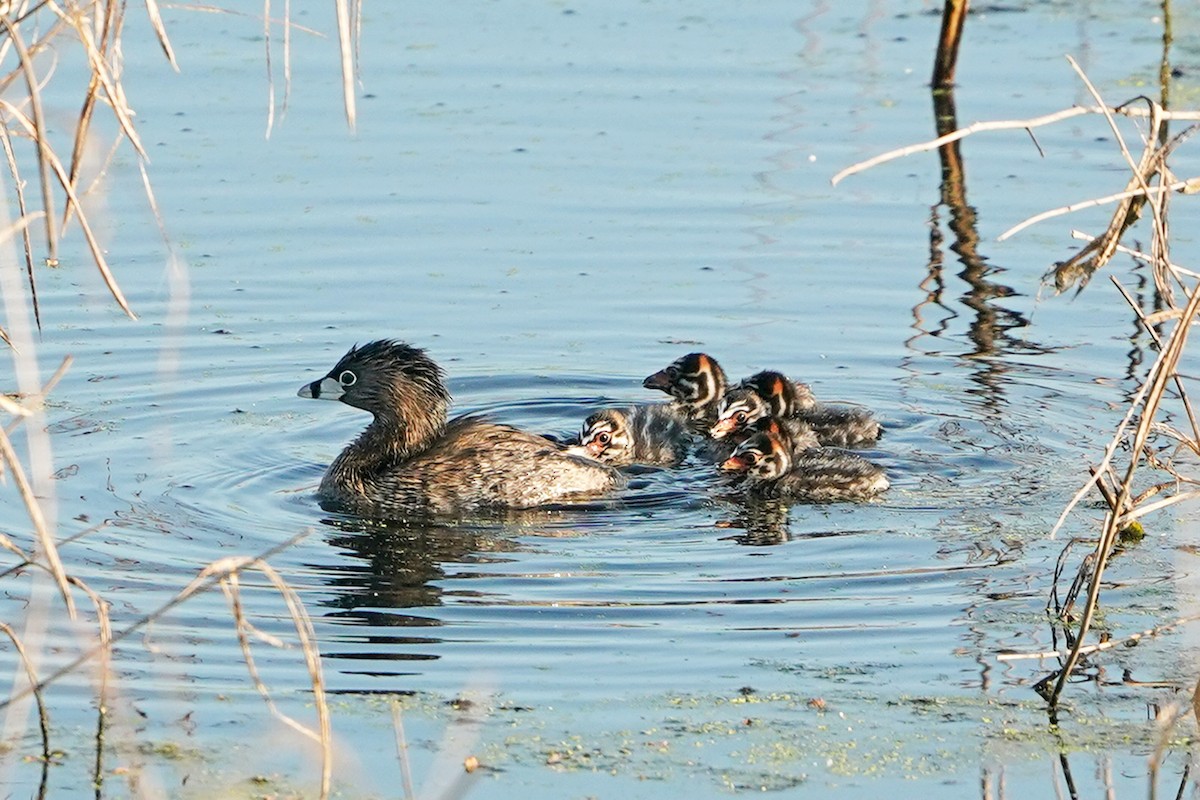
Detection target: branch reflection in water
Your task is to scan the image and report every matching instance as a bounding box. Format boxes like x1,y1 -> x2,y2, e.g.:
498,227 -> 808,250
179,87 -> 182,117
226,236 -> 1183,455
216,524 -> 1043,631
911,87 -> 1050,407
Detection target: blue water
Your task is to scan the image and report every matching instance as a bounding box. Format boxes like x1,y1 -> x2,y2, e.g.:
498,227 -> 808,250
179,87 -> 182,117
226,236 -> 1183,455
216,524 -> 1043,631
2,1 -> 1200,797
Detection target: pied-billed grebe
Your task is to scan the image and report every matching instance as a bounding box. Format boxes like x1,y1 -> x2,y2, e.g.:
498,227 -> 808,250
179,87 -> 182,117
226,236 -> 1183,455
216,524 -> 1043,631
737,370 -> 882,448
298,340 -> 621,516
709,387 -> 820,453
720,428 -> 889,503
642,352 -> 727,428
565,405 -> 691,467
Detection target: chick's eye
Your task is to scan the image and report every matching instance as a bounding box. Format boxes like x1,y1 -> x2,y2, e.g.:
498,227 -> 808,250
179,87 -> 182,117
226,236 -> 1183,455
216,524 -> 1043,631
338,370 -> 357,387
665,367 -> 679,379
734,411 -> 747,423
597,432 -> 611,445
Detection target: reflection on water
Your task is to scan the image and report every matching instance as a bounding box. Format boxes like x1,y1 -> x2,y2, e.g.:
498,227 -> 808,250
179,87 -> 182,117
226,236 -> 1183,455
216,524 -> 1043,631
912,87 -> 1050,410
715,498 -> 793,546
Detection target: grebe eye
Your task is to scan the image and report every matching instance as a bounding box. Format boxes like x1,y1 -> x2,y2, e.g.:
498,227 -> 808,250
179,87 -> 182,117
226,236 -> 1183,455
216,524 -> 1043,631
665,367 -> 679,379
597,432 -> 611,445
338,370 -> 357,387
734,410 -> 747,423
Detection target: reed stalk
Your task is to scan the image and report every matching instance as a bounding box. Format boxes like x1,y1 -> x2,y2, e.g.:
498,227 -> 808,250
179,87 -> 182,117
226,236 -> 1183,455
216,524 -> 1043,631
835,55 -> 1200,714
0,1 -> 361,793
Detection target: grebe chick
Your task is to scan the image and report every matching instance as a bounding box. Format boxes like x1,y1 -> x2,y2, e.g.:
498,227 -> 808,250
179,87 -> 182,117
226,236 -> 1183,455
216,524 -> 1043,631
299,340 -> 620,517
710,387 -> 819,453
566,405 -> 690,467
720,429 -> 889,503
642,352 -> 727,428
740,370 -> 882,448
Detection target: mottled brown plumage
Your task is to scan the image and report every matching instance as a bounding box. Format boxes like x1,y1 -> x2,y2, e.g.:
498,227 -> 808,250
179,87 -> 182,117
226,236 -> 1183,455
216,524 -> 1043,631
299,340 -> 620,517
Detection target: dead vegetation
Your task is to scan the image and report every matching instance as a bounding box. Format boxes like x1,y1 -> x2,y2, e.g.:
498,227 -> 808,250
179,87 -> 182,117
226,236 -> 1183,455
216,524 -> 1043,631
839,47 -> 1200,720
0,2 -> 361,797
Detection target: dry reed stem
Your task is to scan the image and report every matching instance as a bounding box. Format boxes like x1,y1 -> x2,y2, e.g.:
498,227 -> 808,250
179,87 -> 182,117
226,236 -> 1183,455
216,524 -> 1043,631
65,575 -> 111,700
420,690 -> 488,800
264,0 -> 278,137
52,5 -> 147,161
61,1 -> 120,236
832,105 -> 1092,186
0,526 -> 104,606
2,354 -> 72,440
178,3 -> 349,133
1148,696 -> 1192,800
1193,678 -> 1200,736
0,0 -> 356,324
63,574 -> 113,791
0,533 -> 33,573
1070,56 -> 1149,186
206,558 -> 331,799
0,123 -> 38,330
0,521 -> 107,585
143,0 -> 179,70
0,528 -> 312,711
0,98 -> 135,318
1118,491 -> 1200,522
351,0 -> 362,93
1145,423 -> 1200,461
0,621 -> 52,766
999,612 -> 1200,662
283,0 -> 293,121
177,4 -> 324,37
0,420 -> 75,620
0,15 -> 58,266
137,160 -> 170,247
831,78 -> 1200,187
1073,228 -> 1200,294
1056,58 -> 1167,290
391,700 -> 418,800
1108,278 -> 1200,447
262,0 -> 299,137
1045,271 -> 1196,540
0,392 -> 30,417
1047,267 -> 1200,705
931,0 -> 967,89
1,353 -> 71,496
1046,382 -> 1144,540
1031,62 -> 1200,703
998,177 -> 1200,242
334,0 -> 356,132
0,11 -> 70,100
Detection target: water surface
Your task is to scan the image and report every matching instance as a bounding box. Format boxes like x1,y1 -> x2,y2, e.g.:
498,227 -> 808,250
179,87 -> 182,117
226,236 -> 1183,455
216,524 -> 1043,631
3,1 -> 1200,797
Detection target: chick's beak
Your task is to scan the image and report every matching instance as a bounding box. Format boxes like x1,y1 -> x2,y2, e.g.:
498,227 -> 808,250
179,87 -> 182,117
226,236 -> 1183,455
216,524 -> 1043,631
585,439 -> 606,457
710,417 -> 737,439
721,455 -> 749,472
642,370 -> 671,391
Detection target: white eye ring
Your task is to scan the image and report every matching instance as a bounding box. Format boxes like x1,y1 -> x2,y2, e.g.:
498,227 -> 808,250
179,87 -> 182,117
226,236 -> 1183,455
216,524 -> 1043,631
339,370 -> 357,387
